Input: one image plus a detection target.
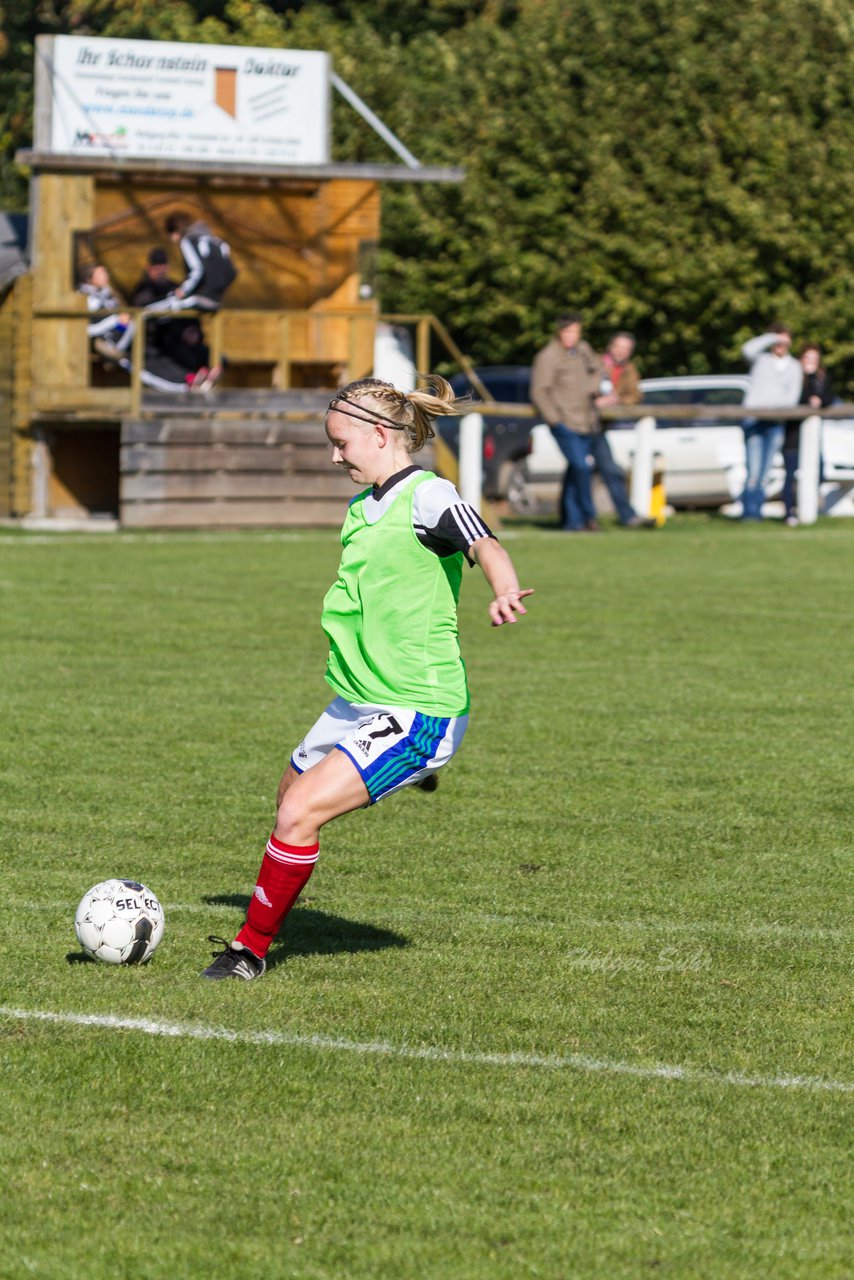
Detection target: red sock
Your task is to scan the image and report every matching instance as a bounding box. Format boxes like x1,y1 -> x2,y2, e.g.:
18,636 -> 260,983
235,834 -> 319,959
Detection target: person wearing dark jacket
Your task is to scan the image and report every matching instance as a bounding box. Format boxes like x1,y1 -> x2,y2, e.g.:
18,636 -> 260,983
165,212 -> 237,311
131,247 -> 210,380
783,345 -> 834,526
129,247 -> 177,309
140,216 -> 236,390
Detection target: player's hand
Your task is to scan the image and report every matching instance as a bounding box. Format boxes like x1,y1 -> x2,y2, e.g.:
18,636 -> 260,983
489,588 -> 534,626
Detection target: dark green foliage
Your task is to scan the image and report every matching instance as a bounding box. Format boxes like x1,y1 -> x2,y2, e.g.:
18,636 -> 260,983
373,0 -> 854,379
2,0 -> 853,381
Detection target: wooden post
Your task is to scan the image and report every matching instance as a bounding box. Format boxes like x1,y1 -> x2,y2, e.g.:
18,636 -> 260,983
428,316 -> 492,401
30,428 -> 51,518
415,316 -> 430,379
129,309 -> 145,418
209,310 -> 224,370
277,313 -> 291,389
347,313 -> 358,383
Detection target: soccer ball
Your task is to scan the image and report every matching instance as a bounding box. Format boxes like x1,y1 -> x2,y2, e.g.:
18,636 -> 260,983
74,879 -> 165,965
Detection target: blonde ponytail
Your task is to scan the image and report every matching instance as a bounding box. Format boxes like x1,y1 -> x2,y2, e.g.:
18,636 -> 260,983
333,375 -> 469,453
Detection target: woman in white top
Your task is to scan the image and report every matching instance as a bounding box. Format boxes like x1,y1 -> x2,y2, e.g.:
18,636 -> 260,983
740,326 -> 803,520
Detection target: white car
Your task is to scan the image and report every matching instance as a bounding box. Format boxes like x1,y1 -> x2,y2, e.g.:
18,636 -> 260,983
506,375 -> 854,515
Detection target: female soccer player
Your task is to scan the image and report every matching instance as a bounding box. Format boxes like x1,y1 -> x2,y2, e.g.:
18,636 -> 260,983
203,375 -> 533,979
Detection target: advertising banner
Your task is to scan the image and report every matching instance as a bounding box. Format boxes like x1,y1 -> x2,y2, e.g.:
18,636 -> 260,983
38,35 -> 331,166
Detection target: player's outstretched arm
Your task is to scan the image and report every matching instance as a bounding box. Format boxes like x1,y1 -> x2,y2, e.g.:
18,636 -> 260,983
471,536 -> 534,627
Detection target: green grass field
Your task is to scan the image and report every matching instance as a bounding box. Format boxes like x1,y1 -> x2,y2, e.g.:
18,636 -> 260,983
1,516 -> 852,1279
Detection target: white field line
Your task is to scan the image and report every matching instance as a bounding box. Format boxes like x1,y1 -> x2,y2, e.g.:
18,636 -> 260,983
1,1006 -> 851,1094
0,530 -> 514,546
315,899 -> 851,942
0,531 -> 336,546
18,898 -> 850,942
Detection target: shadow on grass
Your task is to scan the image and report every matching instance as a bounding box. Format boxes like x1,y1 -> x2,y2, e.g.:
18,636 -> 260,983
204,894 -> 409,968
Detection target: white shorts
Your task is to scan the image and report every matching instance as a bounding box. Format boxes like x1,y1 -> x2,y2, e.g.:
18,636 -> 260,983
291,697 -> 468,804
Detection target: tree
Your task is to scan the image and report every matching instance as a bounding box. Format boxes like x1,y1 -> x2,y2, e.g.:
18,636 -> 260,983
2,0 -> 853,382
0,1 -> 65,207
369,0 -> 854,381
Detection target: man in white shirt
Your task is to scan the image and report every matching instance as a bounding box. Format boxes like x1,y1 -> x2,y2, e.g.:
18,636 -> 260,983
740,325 -> 803,520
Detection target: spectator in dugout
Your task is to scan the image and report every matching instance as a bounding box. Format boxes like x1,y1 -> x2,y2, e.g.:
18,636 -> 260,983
78,260 -> 188,393
130,247 -> 216,392
77,262 -> 135,367
129,245 -> 177,311
139,214 -> 236,390
77,250 -> 217,396
141,211 -> 238,314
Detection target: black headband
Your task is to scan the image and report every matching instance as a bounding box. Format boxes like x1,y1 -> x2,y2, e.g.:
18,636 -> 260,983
327,393 -> 410,431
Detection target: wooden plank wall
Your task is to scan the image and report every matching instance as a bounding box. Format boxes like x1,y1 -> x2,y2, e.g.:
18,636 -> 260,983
89,178 -> 379,314
120,413 -> 354,528
0,289 -> 13,515
31,173 -> 95,400
7,275 -> 35,516
90,178 -> 380,382
32,173 -> 95,310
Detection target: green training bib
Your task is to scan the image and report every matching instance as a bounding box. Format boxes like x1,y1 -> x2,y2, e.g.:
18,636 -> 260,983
321,472 -> 469,716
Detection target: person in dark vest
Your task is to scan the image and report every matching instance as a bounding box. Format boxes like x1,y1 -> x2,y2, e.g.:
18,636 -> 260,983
131,247 -> 211,386
165,211 -> 237,311
141,215 -> 237,390
129,246 -> 177,310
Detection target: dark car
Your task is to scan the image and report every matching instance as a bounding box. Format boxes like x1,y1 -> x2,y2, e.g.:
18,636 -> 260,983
438,366 -> 534,498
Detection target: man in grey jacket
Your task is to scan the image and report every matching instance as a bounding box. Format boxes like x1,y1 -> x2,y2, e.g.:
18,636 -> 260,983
740,325 -> 803,520
531,314 -> 602,531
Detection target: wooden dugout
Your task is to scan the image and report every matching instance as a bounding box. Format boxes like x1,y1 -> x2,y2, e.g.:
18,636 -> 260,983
2,152 -> 462,523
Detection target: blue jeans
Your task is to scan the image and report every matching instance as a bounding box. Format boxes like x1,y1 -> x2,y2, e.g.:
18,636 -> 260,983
551,424 -> 596,530
587,432 -> 636,524
741,421 -> 784,519
782,447 -> 799,518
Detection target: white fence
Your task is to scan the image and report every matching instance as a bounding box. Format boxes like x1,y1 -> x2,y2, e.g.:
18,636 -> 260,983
458,404 -> 854,524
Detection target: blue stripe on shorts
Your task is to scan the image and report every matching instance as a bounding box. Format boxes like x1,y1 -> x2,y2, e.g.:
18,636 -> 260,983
360,712 -> 450,803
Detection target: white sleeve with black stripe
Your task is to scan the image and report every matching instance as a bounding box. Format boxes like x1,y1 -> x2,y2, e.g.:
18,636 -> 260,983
412,476 -> 496,563
179,234 -> 205,296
